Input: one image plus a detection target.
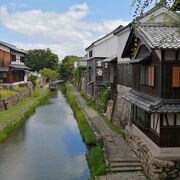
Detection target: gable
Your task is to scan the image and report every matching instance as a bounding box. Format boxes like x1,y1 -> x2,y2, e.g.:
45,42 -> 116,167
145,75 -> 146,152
140,7 -> 179,23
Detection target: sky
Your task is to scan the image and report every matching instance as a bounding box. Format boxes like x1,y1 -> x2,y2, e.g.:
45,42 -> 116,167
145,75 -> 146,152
0,0 -> 135,60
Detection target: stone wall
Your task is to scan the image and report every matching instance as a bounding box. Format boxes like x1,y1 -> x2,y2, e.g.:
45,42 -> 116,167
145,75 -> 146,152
126,129 -> 180,180
106,84 -> 131,128
0,85 -> 33,111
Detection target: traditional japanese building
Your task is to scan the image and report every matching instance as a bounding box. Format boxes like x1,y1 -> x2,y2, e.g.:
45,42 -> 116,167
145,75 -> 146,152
85,25 -> 122,98
0,41 -> 29,84
122,22 -> 180,158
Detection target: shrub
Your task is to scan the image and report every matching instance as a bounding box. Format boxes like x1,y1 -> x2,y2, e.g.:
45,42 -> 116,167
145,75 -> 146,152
0,90 -> 17,99
28,74 -> 37,87
14,84 -> 27,91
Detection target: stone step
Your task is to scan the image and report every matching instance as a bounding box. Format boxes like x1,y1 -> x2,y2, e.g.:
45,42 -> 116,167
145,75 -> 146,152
110,159 -> 140,163
110,162 -> 142,168
110,166 -> 143,173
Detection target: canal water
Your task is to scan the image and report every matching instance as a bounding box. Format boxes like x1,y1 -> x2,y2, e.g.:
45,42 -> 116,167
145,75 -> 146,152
0,88 -> 90,180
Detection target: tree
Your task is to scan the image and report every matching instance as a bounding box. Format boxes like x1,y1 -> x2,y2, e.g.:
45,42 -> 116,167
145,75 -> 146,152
25,49 -> 59,71
57,55 -> 79,80
131,0 -> 180,19
40,68 -> 58,82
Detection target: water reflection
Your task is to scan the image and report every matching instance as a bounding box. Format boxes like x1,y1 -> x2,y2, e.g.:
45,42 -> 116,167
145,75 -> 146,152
0,88 -> 90,180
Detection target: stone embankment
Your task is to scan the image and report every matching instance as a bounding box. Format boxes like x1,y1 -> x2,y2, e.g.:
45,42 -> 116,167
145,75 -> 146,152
68,84 -> 146,180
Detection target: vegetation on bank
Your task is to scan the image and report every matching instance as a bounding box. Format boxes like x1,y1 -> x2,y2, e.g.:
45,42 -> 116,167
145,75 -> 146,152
0,88 -> 49,141
62,84 -> 106,179
86,95 -> 125,137
0,90 -> 17,99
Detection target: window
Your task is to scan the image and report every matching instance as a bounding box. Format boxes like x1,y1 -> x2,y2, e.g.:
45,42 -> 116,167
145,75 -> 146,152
172,66 -> 180,88
141,65 -> 155,87
0,72 -> 7,78
89,50 -> 93,58
164,50 -> 176,61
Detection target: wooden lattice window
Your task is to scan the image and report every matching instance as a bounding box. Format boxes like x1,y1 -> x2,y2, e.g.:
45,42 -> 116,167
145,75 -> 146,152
172,66 -> 180,88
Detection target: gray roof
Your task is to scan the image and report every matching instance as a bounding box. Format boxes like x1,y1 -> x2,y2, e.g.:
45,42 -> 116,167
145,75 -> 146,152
9,64 -> 30,70
103,55 -> 117,63
138,23 -> 180,49
123,90 -> 180,113
0,41 -> 27,54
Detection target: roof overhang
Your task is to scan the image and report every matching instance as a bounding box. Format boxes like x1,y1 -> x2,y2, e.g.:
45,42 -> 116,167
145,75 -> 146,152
103,55 -> 117,63
123,90 -> 180,113
130,54 -> 152,64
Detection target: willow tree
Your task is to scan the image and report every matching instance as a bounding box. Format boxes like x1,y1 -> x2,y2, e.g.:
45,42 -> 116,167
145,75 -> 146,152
131,0 -> 180,19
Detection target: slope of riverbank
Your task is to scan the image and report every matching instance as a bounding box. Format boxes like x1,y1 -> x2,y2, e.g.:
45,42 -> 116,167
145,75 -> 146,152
62,84 -> 106,179
67,83 -> 147,180
0,88 -> 50,141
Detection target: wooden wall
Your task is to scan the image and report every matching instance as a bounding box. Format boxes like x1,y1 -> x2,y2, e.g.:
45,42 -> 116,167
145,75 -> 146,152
0,49 -> 11,67
117,63 -> 132,88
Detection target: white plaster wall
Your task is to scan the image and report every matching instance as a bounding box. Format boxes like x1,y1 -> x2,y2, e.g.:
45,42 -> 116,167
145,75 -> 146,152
117,27 -> 131,63
86,33 -> 117,59
94,35 -> 117,57
163,114 -> 180,126
151,113 -> 160,134
0,45 -> 10,53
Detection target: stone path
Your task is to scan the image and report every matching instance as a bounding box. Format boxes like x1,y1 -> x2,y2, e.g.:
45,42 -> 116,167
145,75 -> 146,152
69,84 -> 147,180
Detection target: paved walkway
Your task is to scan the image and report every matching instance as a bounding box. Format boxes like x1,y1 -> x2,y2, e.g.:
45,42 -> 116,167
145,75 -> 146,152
69,84 -> 146,180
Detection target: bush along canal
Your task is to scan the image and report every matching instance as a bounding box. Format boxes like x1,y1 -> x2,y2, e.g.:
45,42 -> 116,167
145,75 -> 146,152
0,87 -> 90,180
62,84 -> 106,179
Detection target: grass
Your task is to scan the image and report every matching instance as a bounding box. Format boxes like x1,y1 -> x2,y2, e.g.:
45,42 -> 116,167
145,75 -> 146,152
62,84 -> 106,179
86,96 -> 125,137
104,117 -> 125,137
0,90 -> 17,99
14,85 -> 27,91
0,88 -> 49,141
87,145 -> 106,177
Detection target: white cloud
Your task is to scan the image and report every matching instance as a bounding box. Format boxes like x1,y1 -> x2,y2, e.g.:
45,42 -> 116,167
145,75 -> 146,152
0,3 -> 129,60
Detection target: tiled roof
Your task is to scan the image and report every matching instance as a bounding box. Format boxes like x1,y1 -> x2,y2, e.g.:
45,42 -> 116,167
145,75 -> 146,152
138,23 -> 180,49
0,41 -> 27,54
123,90 -> 180,113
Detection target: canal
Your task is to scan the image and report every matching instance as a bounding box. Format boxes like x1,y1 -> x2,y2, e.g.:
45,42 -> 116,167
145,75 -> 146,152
0,87 -> 90,180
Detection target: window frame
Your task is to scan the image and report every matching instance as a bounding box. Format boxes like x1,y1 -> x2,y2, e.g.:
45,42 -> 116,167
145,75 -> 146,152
89,50 -> 93,58
163,50 -> 180,62
140,65 -> 155,87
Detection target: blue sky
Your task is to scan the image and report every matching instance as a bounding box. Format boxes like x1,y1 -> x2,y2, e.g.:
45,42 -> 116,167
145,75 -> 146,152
0,0 -> 138,60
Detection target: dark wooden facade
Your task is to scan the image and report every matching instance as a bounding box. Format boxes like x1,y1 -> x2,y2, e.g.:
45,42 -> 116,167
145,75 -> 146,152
0,48 -> 26,83
117,63 -> 132,88
86,57 -> 106,98
125,40 -> 180,148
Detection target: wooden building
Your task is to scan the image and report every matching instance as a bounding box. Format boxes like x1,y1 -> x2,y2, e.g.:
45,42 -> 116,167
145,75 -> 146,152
122,22 -> 180,156
0,41 -> 29,83
85,26 -> 123,98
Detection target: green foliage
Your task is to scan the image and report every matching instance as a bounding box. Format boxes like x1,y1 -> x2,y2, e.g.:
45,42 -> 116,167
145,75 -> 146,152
64,85 -> 96,145
40,68 -> 58,81
79,90 -> 84,97
73,66 -> 87,86
28,74 -> 37,87
0,90 -> 17,99
24,49 -> 59,71
14,84 -> 27,91
87,145 -> 106,177
86,99 -> 96,110
57,55 -> 79,80
96,85 -> 111,112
